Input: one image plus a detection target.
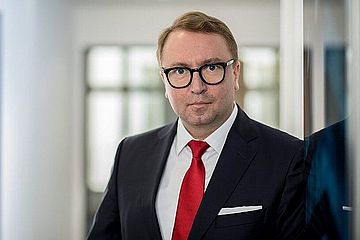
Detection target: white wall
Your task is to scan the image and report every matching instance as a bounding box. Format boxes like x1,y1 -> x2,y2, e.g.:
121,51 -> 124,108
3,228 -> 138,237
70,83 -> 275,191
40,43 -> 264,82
73,1 -> 281,46
1,0 -> 75,239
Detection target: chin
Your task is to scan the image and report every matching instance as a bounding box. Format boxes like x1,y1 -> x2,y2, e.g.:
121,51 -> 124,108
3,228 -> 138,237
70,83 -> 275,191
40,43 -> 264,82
189,116 -> 215,126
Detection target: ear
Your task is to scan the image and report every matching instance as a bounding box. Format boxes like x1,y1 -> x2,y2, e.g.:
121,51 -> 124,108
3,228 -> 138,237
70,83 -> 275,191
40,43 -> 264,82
159,70 -> 166,82
233,60 -> 240,91
160,70 -> 169,98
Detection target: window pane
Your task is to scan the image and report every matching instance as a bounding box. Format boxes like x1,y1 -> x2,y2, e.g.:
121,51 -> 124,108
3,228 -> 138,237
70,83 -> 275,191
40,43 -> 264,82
128,46 -> 160,87
87,46 -> 124,88
243,90 -> 278,128
87,92 -> 123,192
240,48 -> 278,89
128,91 -> 166,135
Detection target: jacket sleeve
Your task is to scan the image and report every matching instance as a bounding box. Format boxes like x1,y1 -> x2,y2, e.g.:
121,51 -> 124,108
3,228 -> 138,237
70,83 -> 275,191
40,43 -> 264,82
274,141 -> 306,239
87,141 -> 124,240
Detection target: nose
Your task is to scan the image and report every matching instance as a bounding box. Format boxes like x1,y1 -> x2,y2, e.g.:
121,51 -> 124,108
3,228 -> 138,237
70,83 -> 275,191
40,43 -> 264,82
190,72 -> 207,94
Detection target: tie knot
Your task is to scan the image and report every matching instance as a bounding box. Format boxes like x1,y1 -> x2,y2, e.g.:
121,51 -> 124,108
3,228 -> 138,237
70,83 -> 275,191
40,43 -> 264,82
188,140 -> 209,159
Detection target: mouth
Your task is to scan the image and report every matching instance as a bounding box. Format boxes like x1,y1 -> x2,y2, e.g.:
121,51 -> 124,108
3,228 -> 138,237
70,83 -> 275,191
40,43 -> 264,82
189,101 -> 211,107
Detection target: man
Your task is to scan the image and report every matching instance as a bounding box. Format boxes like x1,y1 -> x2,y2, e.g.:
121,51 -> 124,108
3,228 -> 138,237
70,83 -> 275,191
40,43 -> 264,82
88,11 -> 305,240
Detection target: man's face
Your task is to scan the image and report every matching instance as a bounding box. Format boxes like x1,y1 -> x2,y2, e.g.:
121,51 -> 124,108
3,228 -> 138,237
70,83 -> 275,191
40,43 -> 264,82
161,30 -> 240,137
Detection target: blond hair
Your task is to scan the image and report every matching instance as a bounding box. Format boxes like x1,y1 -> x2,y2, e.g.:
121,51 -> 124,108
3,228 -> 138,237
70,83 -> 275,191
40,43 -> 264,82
157,11 -> 238,64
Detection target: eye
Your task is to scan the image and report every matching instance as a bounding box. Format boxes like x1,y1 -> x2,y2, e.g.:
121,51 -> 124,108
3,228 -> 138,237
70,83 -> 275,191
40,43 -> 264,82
174,68 -> 186,75
206,64 -> 219,72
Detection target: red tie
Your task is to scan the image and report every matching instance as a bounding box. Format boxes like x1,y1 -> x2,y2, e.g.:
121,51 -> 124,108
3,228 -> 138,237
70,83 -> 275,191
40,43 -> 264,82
172,140 -> 209,240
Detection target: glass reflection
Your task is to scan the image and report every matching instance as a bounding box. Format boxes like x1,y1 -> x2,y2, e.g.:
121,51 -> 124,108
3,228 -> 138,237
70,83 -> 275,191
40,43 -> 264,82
303,0 -> 352,239
304,120 -> 351,239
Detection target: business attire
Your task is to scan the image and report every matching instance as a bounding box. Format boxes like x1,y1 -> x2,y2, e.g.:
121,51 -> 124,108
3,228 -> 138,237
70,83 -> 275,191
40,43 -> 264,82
156,104 -> 239,240
303,120 -> 352,239
88,105 -> 305,240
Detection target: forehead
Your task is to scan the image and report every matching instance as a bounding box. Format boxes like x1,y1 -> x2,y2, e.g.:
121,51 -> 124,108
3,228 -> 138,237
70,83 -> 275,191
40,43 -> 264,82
161,30 -> 231,66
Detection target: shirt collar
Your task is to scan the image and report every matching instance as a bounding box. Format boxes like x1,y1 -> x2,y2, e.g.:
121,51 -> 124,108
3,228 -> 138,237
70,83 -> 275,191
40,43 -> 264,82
175,119 -> 194,155
175,103 -> 238,155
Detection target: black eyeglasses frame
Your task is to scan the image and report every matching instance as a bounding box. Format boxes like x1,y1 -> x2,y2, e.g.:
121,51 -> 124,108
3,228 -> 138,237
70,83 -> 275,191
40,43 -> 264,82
161,59 -> 235,89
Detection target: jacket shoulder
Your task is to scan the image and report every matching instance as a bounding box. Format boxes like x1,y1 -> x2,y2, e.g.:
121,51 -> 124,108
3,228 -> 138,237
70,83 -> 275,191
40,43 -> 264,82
120,121 -> 176,148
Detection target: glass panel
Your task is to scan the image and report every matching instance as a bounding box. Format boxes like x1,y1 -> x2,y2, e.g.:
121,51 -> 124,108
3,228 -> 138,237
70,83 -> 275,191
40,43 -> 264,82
87,46 -> 124,88
325,47 -> 346,125
304,1 -> 352,239
128,46 -> 160,87
87,92 -> 123,192
128,91 -> 166,135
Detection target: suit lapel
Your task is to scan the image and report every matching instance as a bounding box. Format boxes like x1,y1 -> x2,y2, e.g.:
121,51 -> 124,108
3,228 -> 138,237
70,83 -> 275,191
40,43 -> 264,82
189,108 -> 258,240
142,122 -> 177,240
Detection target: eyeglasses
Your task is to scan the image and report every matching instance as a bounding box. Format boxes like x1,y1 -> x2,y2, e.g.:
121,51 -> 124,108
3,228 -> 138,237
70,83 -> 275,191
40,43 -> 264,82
161,59 -> 235,89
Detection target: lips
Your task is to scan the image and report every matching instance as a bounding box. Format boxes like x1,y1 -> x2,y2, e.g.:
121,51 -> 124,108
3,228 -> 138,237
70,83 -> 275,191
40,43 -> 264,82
189,101 -> 211,106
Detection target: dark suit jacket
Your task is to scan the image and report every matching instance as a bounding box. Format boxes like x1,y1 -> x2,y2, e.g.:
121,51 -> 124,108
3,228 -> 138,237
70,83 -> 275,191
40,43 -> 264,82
88,107 -> 305,240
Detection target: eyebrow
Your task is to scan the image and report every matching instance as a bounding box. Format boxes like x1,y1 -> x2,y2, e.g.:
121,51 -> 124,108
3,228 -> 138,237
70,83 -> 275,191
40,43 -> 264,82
166,57 -> 225,68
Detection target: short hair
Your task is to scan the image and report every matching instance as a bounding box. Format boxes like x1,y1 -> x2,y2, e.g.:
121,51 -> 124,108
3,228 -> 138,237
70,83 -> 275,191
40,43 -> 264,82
157,11 -> 238,65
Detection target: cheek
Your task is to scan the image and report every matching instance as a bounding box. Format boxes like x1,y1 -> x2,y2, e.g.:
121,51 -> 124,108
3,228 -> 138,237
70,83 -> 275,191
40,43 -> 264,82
166,90 -> 186,111
218,83 -> 236,100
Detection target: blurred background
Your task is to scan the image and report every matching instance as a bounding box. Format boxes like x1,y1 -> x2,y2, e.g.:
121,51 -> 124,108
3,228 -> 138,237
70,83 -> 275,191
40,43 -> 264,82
0,0 -> 359,239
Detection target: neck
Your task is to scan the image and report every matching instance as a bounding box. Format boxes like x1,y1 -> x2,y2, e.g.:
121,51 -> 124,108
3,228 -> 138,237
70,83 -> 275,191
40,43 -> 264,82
184,125 -> 218,140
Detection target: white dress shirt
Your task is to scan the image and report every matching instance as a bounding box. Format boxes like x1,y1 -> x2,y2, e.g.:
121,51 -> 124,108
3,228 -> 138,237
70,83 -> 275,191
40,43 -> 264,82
155,105 -> 238,240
